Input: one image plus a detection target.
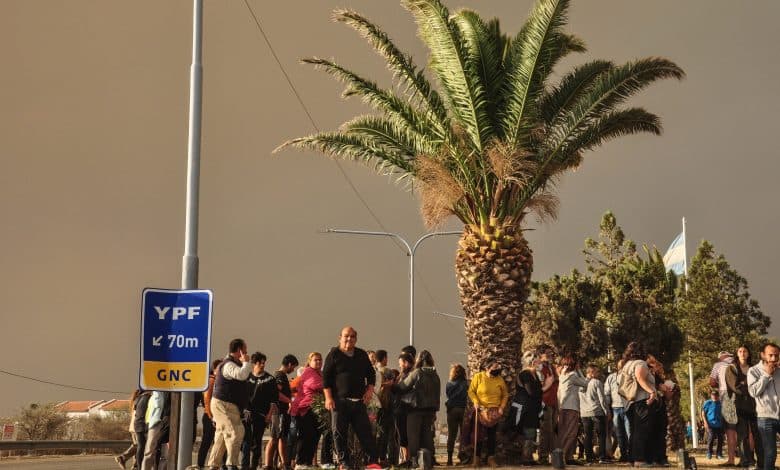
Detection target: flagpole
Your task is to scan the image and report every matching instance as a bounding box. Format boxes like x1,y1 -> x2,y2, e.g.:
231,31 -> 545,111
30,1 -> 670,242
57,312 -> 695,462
683,217 -> 698,449
682,217 -> 689,286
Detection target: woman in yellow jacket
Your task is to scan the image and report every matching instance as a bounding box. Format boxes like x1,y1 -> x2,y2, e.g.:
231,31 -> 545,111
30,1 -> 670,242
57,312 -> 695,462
468,362 -> 508,467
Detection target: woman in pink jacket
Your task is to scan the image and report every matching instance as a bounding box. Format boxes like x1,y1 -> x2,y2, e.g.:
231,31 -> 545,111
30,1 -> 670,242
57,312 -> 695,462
290,352 -> 324,469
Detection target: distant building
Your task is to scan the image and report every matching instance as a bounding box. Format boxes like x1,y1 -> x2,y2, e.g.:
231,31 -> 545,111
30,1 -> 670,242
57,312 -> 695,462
54,400 -> 106,419
54,400 -> 130,419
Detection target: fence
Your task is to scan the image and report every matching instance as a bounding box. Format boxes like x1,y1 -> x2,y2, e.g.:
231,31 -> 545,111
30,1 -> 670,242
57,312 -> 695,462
0,439 -> 131,456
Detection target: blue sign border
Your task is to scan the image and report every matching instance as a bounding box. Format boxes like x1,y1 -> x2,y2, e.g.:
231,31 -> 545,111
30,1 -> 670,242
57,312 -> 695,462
139,288 -> 213,392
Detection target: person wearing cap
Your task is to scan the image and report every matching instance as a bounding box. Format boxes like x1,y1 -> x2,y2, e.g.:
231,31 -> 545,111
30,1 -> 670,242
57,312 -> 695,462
701,390 -> 725,460
711,351 -> 738,464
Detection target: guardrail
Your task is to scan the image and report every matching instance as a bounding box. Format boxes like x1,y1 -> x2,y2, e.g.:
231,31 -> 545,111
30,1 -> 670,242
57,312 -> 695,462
0,440 -> 131,451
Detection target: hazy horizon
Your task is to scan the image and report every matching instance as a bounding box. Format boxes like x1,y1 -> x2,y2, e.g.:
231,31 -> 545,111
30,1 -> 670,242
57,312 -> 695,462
2,0 -> 779,418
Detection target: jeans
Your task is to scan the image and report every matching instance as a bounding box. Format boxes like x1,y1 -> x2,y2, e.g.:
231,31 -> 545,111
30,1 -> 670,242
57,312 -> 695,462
446,407 -> 465,460
321,428 -> 334,465
241,412 -> 267,469
737,411 -> 762,467
539,405 -> 557,460
198,414 -> 215,467
407,411 -> 436,464
331,399 -> 378,466
581,415 -> 606,461
136,431 -> 147,470
708,426 -> 724,457
295,410 -> 321,466
557,409 -> 580,461
475,424 -> 497,458
628,401 -> 656,463
612,407 -> 631,460
756,417 -> 780,470
376,408 -> 395,463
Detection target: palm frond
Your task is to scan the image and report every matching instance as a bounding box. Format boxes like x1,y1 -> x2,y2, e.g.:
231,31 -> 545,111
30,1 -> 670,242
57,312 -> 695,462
415,155 -> 468,227
544,57 -> 684,159
402,0 -> 493,152
341,115 -> 437,157
302,57 -> 441,144
276,132 -> 415,177
539,60 -> 614,124
499,0 -> 571,146
554,107 -> 662,170
451,10 -> 507,130
332,9 -> 450,134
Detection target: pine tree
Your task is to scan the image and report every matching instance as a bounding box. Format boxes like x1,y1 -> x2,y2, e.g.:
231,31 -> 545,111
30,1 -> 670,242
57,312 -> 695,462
675,240 -> 770,422
584,212 -> 684,366
522,270 -> 606,365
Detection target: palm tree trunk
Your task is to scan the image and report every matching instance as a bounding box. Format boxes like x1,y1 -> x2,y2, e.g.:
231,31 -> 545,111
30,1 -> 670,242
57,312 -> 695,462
456,225 -> 532,376
455,225 -> 533,463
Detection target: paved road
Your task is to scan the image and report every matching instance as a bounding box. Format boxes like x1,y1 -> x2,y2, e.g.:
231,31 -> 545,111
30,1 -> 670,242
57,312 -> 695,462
0,453 -> 196,469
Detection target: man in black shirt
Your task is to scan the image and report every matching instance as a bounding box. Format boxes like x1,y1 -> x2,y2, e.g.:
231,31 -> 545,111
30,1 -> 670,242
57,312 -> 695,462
242,352 -> 277,470
323,326 -> 383,470
265,354 -> 298,470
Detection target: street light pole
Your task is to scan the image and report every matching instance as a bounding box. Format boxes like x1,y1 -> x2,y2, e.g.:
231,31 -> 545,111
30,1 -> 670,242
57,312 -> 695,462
174,1 -> 204,468
326,229 -> 461,346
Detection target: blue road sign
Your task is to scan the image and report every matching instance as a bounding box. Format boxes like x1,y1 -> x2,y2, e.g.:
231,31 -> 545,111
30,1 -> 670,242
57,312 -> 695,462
139,288 -> 213,391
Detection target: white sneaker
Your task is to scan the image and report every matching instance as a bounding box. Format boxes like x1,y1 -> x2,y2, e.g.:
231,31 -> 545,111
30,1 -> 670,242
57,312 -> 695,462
320,464 -> 336,469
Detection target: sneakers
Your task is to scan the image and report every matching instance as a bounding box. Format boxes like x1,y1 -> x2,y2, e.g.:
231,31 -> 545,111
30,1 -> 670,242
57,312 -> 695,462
115,455 -> 127,469
707,453 -> 713,460
366,463 -> 387,470
319,464 -> 336,470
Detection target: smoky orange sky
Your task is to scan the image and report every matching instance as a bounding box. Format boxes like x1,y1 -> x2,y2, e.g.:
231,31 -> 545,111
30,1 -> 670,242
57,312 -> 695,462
1,1 -> 778,417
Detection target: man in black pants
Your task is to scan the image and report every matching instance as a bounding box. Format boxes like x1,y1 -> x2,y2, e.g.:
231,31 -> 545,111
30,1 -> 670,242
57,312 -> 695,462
323,326 -> 384,470
242,352 -> 278,470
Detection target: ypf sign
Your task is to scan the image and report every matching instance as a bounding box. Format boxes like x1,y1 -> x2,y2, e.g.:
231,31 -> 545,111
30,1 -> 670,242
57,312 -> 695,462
139,288 -> 213,391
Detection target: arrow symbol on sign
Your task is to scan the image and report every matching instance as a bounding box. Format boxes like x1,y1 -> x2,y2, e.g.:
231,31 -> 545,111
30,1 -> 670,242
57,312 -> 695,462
152,336 -> 163,347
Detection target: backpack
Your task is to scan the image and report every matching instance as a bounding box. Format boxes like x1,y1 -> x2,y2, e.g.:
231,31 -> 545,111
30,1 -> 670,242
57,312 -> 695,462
618,360 -> 639,402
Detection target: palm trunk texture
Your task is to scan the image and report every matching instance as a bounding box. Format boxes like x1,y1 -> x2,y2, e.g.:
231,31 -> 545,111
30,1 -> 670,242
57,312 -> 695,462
456,225 -> 532,376
455,225 -> 533,463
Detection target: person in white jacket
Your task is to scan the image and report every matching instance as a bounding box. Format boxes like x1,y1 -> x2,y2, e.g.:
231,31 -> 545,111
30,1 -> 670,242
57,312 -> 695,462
747,342 -> 780,470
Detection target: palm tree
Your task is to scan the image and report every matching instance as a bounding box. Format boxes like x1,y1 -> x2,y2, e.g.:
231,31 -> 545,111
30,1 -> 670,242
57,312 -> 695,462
278,0 -> 684,379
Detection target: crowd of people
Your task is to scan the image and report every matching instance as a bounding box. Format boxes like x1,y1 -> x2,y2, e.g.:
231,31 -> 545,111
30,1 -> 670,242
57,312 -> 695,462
112,330 -> 780,470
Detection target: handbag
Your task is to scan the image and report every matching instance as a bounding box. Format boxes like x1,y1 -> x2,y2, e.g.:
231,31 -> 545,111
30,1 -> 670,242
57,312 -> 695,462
721,391 -> 738,425
478,407 -> 501,427
618,360 -> 639,401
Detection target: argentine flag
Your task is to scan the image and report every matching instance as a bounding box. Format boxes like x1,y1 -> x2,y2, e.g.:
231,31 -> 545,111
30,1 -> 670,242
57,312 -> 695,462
663,232 -> 686,275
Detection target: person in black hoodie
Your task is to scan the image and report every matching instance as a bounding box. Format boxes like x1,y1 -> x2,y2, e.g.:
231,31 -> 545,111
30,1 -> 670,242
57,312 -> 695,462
242,352 -> 278,470
392,350 -> 441,469
445,364 -> 468,466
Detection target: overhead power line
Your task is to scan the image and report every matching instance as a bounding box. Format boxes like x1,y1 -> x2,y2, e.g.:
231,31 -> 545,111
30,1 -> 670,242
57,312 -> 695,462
241,1 -> 453,314
0,368 -> 126,395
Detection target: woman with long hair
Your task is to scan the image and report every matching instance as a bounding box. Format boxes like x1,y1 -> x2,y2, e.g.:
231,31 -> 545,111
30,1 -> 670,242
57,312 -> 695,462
515,351 -> 543,464
622,342 -> 658,467
393,350 -> 441,469
646,355 -> 673,466
445,363 -> 468,466
556,352 -> 589,464
290,352 -> 323,469
727,345 -> 762,468
393,352 -> 415,466
467,360 -> 508,467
